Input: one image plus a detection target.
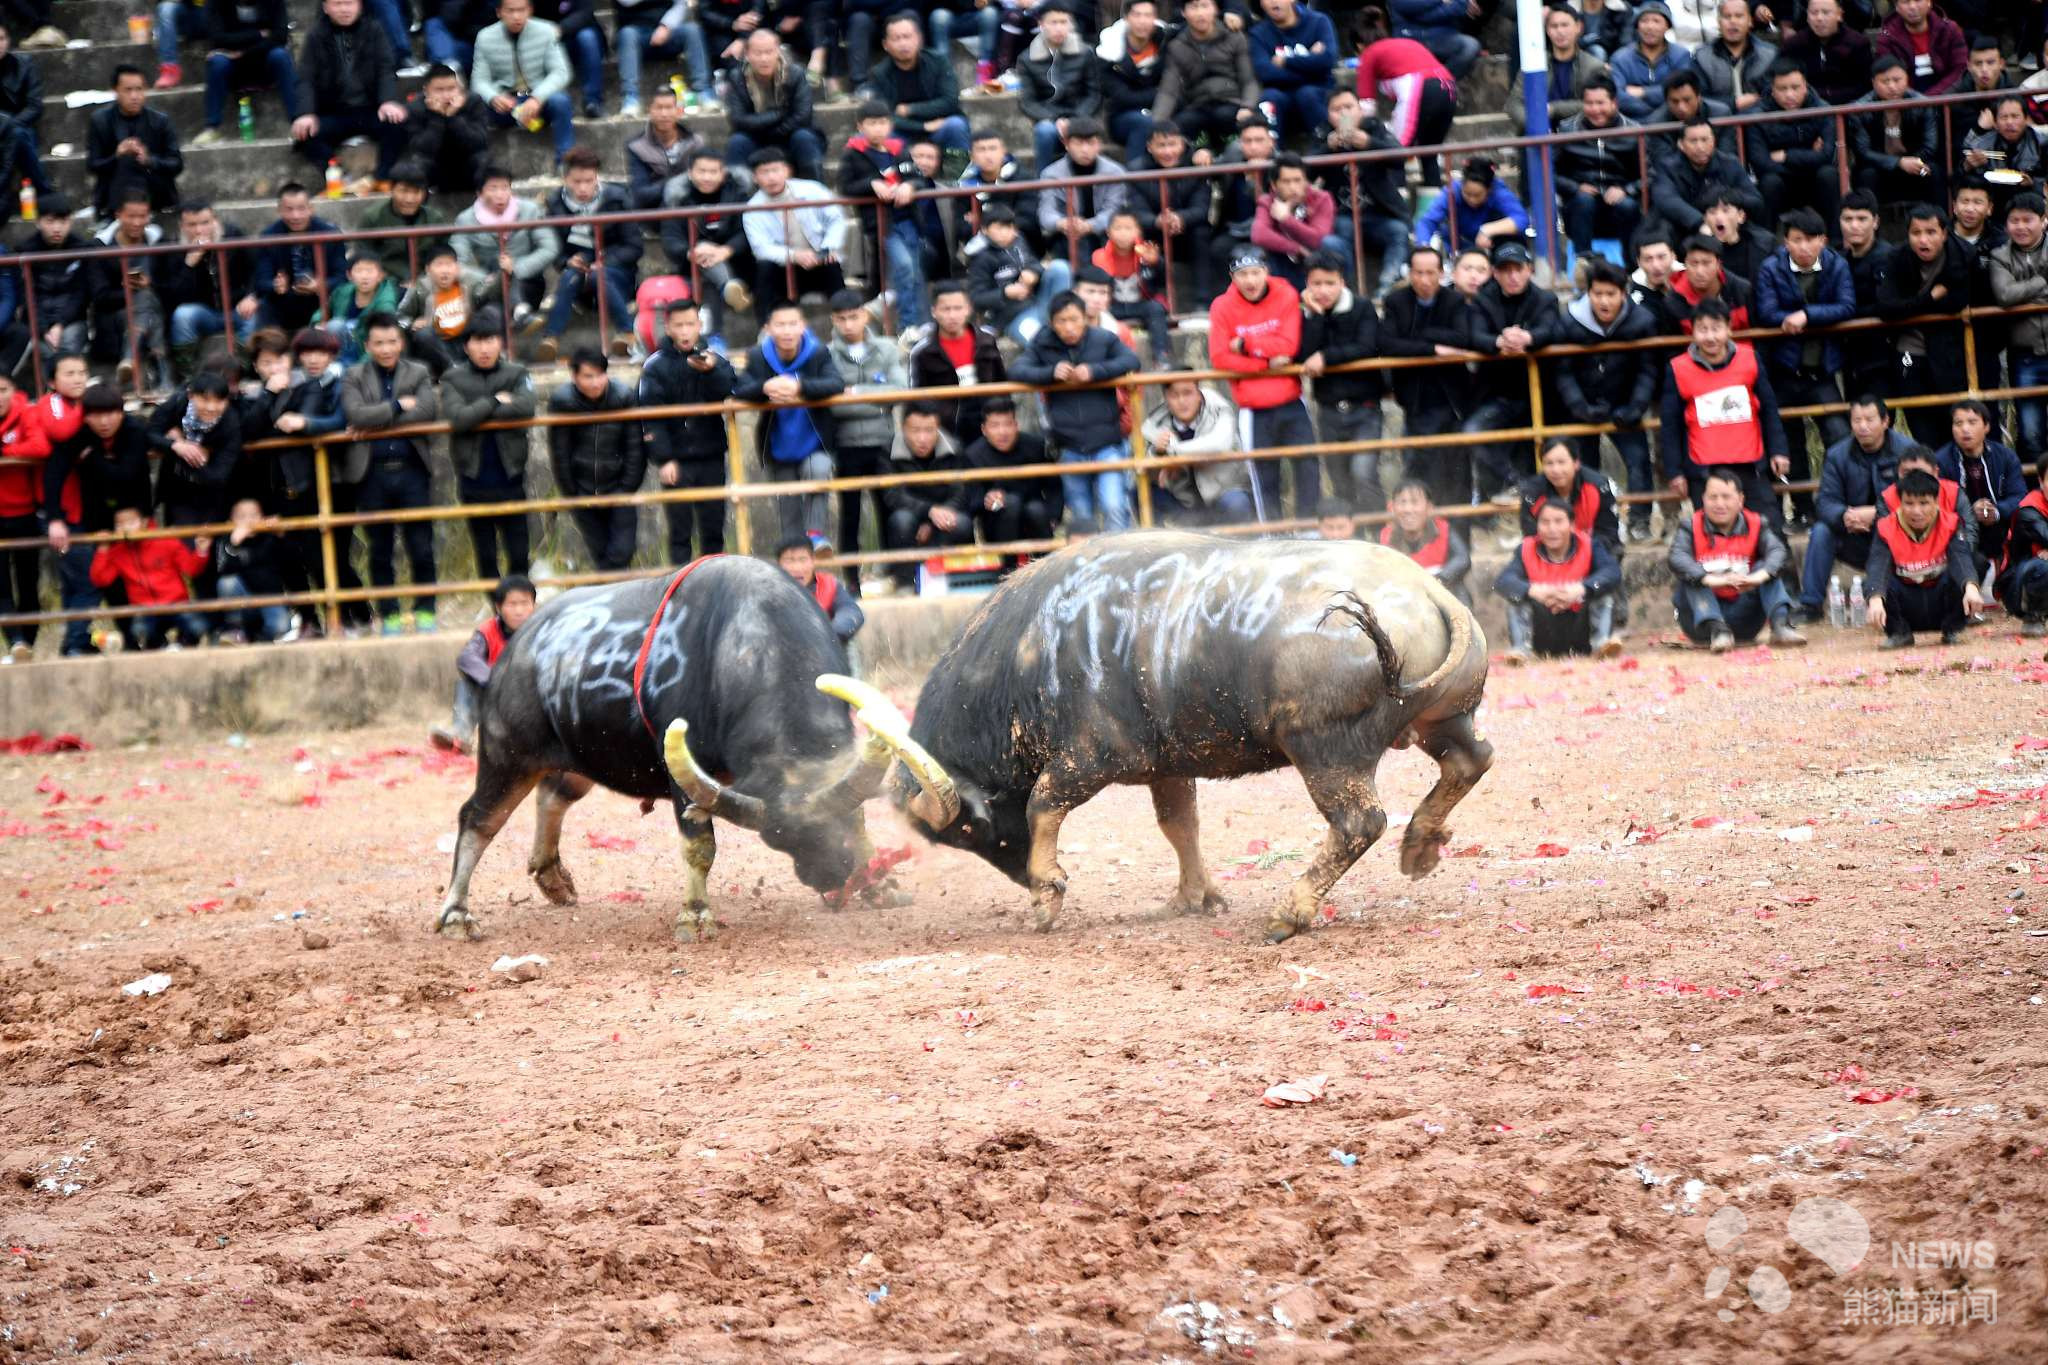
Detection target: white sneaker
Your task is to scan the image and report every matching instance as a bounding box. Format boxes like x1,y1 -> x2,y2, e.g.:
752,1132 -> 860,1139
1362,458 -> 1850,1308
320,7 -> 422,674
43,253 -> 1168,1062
397,64 -> 429,78
7,642 -> 27,664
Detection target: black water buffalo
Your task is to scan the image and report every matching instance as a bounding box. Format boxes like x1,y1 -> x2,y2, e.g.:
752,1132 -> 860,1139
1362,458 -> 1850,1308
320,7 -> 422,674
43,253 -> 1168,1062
436,557 -> 947,940
820,532 -> 1493,942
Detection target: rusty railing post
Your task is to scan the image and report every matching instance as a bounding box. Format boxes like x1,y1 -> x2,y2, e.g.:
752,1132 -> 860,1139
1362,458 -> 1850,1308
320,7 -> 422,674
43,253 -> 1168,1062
214,243 -> 238,359
313,440 -> 343,635
593,220 -> 611,343
1158,179 -> 1177,316
875,199 -> 894,334
1348,162 -> 1366,298
1526,352 -> 1545,470
1834,112 -> 1851,199
19,252 -> 42,393
1066,185 -> 1080,272
686,216 -> 702,315
1130,376 -> 1154,528
498,229 -> 514,350
118,254 -> 142,398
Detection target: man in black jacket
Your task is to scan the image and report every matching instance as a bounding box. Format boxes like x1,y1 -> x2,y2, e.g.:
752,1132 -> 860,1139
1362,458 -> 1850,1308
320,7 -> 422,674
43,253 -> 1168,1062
1552,259 -> 1660,536
192,0 -> 301,147
1878,203 -> 1972,446
1125,120 -> 1215,307
44,383 -> 152,654
253,185 -> 347,335
1299,252 -> 1386,513
1554,78 -> 1642,261
638,299 -> 733,563
1649,116 -> 1759,238
291,0 -> 408,188
962,396 -> 1061,555
1376,244 -> 1475,505
534,147 -> 643,362
17,192 -> 87,372
664,149 -> 755,346
860,13 -> 969,154
1101,0 -> 1167,161
549,350 -> 645,571
880,401 -> 972,588
1837,188 -> 1897,402
1748,61 -> 1841,230
86,64 -> 183,219
1461,240 -> 1561,515
725,28 -> 825,180
148,370 -> 244,530
86,191 -> 171,391
154,201 -> 258,374
406,66 -> 493,198
1848,56 -> 1945,207
0,22 -> 47,198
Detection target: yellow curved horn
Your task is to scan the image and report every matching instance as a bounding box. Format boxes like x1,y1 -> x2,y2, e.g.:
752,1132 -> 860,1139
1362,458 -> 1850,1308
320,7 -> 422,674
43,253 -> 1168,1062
662,719 -> 766,825
815,675 -> 961,827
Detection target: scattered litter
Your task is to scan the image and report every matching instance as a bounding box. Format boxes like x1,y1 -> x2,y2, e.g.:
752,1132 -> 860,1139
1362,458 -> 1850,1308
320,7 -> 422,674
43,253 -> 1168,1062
1261,1074 -> 1328,1107
1161,1300 -> 1258,1353
121,973 -> 172,998
1850,1087 -> 1918,1104
585,832 -> 636,851
1281,962 -> 1326,988
63,90 -> 116,108
490,954 -> 548,983
1532,842 -> 1570,858
435,832 -> 458,854
865,1284 -> 888,1305
1330,1148 -> 1358,1167
1778,826 -> 1815,842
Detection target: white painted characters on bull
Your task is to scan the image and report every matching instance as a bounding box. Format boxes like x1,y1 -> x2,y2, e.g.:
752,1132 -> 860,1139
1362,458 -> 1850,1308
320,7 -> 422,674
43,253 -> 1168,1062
526,597 -> 687,730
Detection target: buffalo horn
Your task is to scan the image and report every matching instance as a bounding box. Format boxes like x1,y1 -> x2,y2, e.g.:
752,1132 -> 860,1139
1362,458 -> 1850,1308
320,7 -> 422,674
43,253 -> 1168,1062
662,719 -> 767,826
814,675 -> 962,828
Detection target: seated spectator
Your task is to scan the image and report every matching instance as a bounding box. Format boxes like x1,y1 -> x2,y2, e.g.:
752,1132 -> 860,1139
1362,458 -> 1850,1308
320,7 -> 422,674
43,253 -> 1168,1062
149,369 -> 242,529
880,401 -> 973,589
966,396 -> 1065,550
1509,4 -> 1603,134
1415,156 -> 1530,256
1248,0 -> 1337,141
291,0 -> 406,193
1495,499 -> 1623,663
1153,0 -> 1259,153
345,313 -> 443,632
662,148 -> 753,345
1867,468 -> 1979,647
1934,397 -> 2026,570
208,496 -> 290,644
742,147 -> 849,311
777,537 -> 864,641
1671,235 -> 1753,332
823,290 -> 904,590
1660,297 -> 1789,522
613,0 -> 703,118
535,147 -> 642,362
89,504 -> 209,649
1649,116 -> 1756,236
1881,444 -> 1977,554
1519,438 -> 1621,570
1748,61 -> 1841,227
1459,239 -> 1561,523
1876,203 -> 1970,446
625,87 -> 702,209
839,102 -> 930,334
1309,499 -> 1354,540
471,0 -> 576,165
1552,259 -> 1659,537
1874,0 -> 1965,97
406,65 -> 494,199
1210,246 -> 1317,518
1993,193 -> 2048,456
1037,118 -> 1129,264
1997,460 -> 2048,635
548,349 -> 645,572
638,299 -> 735,563
1849,56 -> 1945,207
430,574 -> 536,753
735,300 -> 844,542
453,166 -> 560,329
1018,2 -> 1102,174
87,192 -> 169,392
1252,151 -> 1348,289
1670,468 -> 1805,651
1299,252 -> 1385,513
1694,0 -> 1777,114
426,0 -> 497,71
187,0 -> 301,150
362,166 -> 454,288
1318,94 -> 1412,299
533,0 -> 607,119
1950,33 -> 2015,150
1093,209 -> 1173,365
1611,2 -> 1693,119
1961,97 -> 2047,193
1379,479 -> 1471,605
728,27 -> 825,181
909,283 -> 1006,444
1644,71 -> 1733,167
1386,0 -> 1479,82
154,200 -> 257,373
1212,118 -> 1277,249
863,12 -> 970,154
1779,0 -> 1871,108
960,131 -> 1037,247
1797,395 -> 1915,620
0,21 -> 47,199
253,183 -> 346,335
1099,0 -> 1166,160
317,253 -> 403,367
87,63 -> 183,220
1703,187 -> 1774,287
1011,291 -> 1142,532
1554,78 -> 1643,259
968,206 -> 1072,344
1143,370 -> 1252,524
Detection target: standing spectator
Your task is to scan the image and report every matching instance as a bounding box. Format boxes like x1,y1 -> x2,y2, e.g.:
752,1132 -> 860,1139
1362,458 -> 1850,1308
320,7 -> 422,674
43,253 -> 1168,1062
1100,0 -> 1167,161
625,87 -> 702,210
1848,56 -> 1945,207
1209,246 -> 1316,517
1298,252 -> 1385,513
1649,116 -> 1757,236
407,65 -> 494,199
149,370 -> 243,530
1143,371 -> 1253,524
1459,240 -> 1560,522
1660,297 -> 1790,523
909,284 -> 1007,444
613,0 -> 703,118
825,289 -> 905,588
153,201 -> 257,375
968,205 -> 1071,343
665,149 -> 754,347
362,167 -> 454,290
207,497 -> 291,644
863,13 -> 971,155
86,64 -> 183,219
1379,479 -> 1471,604
549,350 -> 644,571
43,383 -> 150,655
317,253 -> 403,367
1036,119 -> 1129,264
1252,152 -> 1348,288
1094,209 -> 1173,364
1153,0 -> 1259,153
1877,203 -> 1971,446
838,102 -> 930,333
452,165 -> 560,328
1797,394 -> 1914,621
1352,38 -> 1460,194
1553,259 -> 1660,538
1415,156 -> 1530,254
777,536 -> 864,640
440,311 -> 534,584
1554,78 -> 1642,260
470,0 -> 576,166
1865,469 -> 1978,648
1998,461 -> 2048,634
1837,189 -> 1897,402
965,396 -> 1064,548
0,366 -> 44,659
1611,2 -> 1693,119
253,183 -> 346,335
192,0 -> 301,149
1993,193 -> 2048,458
1749,62 -> 1841,228
1508,4 -> 1604,134
535,146 -> 643,363
10,353 -> 82,655
1248,0 -> 1337,141
638,299 -> 735,563
734,300 -> 843,542
742,147 -> 849,310
1018,2 -> 1103,174
728,27 -> 825,179
1694,0 -> 1777,114
880,402 -> 973,589
1377,244 -> 1476,505
1753,207 -> 1855,525
89,506 -> 210,649
1386,1 -> 1479,81
427,0 -> 499,72
0,21 -> 47,197
1670,468 -> 1805,651
86,192 -> 169,392
291,0 -> 406,193
1011,291 -> 1142,532
1874,0 -> 1967,97
1933,397 -> 2026,570
343,313 -> 442,632
1781,0 -> 1872,108
262,328 -> 347,602
1494,499 -> 1624,663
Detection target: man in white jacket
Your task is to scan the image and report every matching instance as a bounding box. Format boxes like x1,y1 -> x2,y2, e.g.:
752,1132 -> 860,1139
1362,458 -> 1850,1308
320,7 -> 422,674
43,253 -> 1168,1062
1141,372 -> 1253,524
742,146 -> 849,311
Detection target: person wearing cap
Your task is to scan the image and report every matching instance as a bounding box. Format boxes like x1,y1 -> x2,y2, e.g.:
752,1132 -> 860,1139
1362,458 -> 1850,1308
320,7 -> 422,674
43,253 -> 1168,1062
1780,0 -> 1873,110
1036,118 -> 1130,263
1153,0 -> 1260,153
1660,295 -> 1790,527
725,26 -> 826,182
742,146 -> 849,312
838,100 -> 932,333
966,205 -> 1073,343
1607,1 -> 1691,120
1126,119 -> 1218,303
859,11 -> 971,153
1457,238 -> 1561,524
361,165 -> 455,290
1017,2 -> 1103,176
1247,0 -> 1337,142
1209,245 -> 1318,517
440,308 -> 536,590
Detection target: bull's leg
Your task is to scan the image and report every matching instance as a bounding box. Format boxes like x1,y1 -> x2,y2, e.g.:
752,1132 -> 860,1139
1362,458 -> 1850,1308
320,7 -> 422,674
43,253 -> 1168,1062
436,763 -> 546,940
1150,778 -> 1228,918
1267,756 -> 1389,944
675,802 -> 718,941
1025,772 -> 1096,933
527,771 -> 594,906
1400,711 -> 1495,880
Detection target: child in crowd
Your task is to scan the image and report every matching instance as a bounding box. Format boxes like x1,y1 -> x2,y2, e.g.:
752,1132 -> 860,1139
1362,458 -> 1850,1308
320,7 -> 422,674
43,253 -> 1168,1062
398,247 -> 480,376
1312,498 -> 1355,540
89,505 -> 211,650
431,575 -> 538,754
777,535 -> 865,644
1091,209 -> 1172,365
210,497 -> 293,644
321,253 -> 403,367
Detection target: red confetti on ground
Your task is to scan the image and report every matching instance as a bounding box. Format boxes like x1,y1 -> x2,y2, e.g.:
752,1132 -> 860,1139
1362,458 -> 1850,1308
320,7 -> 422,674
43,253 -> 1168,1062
1449,844 -> 1486,858
1824,1064 -> 1867,1085
1532,843 -> 1569,858
585,832 -> 637,852
186,899 -> 223,914
601,890 -> 646,903
1,733 -> 90,755
825,844 -> 915,909
1525,984 -> 1584,999
2015,737 -> 2048,751
1245,838 -> 1271,855
1287,997 -> 1328,1012
1850,1087 -> 1918,1104
92,834 -> 122,851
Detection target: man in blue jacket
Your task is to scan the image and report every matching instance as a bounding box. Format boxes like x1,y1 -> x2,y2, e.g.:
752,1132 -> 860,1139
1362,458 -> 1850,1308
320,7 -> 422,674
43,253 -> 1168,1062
1796,395 -> 1918,622
1609,2 -> 1693,120
1248,0 -> 1338,142
1388,0 -> 1480,80
1414,157 -> 1530,256
733,300 -> 844,544
1752,207 -> 1855,528
1934,398 -> 2027,572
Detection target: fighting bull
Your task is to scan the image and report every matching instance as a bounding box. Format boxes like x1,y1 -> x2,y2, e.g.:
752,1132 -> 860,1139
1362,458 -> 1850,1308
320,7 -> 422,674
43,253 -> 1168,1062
821,532 -> 1494,942
435,557 -> 947,939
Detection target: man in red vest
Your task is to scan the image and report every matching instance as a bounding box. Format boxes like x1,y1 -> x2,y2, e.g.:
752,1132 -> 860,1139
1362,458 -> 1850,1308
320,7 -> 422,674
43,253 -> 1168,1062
1379,479 -> 1471,605
1866,470 -> 1980,649
1997,460 -> 2048,638
431,574 -> 537,754
1494,499 -> 1623,663
1669,469 -> 1806,652
777,535 -> 865,645
1659,296 -> 1790,526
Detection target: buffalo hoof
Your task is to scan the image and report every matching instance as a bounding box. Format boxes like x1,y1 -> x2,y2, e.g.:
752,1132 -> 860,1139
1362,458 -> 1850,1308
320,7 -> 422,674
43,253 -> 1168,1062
1153,888 -> 1229,920
673,904 -> 716,941
434,906 -> 485,941
1029,879 -> 1066,933
530,858 -> 578,907
1264,917 -> 1304,944
1400,828 -> 1447,880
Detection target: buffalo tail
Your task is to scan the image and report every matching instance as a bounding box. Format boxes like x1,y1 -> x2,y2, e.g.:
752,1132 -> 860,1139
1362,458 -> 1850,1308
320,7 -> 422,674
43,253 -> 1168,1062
1318,590 -> 1408,695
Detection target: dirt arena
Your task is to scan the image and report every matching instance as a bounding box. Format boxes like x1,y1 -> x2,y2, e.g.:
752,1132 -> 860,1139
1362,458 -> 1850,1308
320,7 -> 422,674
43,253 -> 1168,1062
3,628 -> 2047,1363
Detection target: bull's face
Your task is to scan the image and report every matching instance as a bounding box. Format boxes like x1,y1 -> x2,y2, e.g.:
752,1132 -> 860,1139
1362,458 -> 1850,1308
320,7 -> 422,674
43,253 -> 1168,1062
904,778 -> 1030,886
756,801 -> 865,893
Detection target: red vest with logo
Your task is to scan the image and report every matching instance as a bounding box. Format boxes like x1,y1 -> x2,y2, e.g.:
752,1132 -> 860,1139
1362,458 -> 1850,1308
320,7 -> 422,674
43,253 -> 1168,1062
1520,532 -> 1594,611
1380,518 -> 1451,569
1530,479 -> 1600,536
1691,510 -> 1764,601
1669,344 -> 1764,467
481,617 -> 510,666
1880,478 -> 1960,518
1875,508 -> 1960,586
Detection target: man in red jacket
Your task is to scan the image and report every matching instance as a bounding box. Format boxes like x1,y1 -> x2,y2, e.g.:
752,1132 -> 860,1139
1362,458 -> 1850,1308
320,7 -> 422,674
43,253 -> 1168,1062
0,367 -> 49,661
1875,0 -> 1967,97
1209,245 -> 1317,519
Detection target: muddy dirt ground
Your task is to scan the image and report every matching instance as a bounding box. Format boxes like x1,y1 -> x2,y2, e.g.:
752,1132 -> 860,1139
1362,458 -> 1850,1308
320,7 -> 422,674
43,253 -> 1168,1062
2,628 -> 2047,1363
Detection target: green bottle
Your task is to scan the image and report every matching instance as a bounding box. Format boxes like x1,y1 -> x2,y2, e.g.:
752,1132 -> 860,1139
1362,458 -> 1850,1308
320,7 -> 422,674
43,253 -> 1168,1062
238,97 -> 255,143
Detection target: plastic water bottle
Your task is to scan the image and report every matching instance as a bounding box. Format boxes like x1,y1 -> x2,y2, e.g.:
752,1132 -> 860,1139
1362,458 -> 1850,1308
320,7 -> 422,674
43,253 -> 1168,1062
324,158 -> 344,198
16,179 -> 34,223
1848,574 -> 1867,628
238,96 -> 255,143
1826,576 -> 1848,629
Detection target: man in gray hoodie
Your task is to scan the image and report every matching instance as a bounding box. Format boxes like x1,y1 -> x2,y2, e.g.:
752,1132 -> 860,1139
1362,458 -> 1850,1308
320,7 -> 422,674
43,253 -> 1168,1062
825,289 -> 906,593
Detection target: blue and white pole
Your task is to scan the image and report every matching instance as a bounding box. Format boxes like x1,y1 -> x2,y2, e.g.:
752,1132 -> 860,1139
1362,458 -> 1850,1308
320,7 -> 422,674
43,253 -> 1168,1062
1516,0 -> 1558,276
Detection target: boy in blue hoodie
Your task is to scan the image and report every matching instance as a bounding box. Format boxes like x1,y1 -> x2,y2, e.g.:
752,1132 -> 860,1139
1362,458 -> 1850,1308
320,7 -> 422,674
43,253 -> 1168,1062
734,302 -> 845,542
